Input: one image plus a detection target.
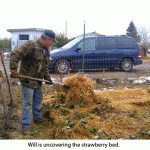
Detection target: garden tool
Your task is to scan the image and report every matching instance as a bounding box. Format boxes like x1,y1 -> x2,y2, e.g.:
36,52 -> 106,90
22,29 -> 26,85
15,74 -> 70,91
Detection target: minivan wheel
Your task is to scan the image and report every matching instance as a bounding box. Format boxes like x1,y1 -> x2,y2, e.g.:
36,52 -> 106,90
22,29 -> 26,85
55,59 -> 70,74
120,59 -> 133,72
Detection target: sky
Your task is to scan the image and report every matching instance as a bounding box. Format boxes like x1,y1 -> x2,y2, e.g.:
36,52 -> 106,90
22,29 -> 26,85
1,0 -> 150,39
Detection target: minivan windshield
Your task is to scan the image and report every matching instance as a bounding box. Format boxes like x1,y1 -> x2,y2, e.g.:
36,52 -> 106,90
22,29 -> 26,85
62,37 -> 83,49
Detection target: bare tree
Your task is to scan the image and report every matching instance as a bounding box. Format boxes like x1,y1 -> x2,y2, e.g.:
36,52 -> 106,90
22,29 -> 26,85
138,25 -> 150,45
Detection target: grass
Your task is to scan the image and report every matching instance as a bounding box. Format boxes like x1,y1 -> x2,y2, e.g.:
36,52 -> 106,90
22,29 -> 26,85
142,56 -> 150,62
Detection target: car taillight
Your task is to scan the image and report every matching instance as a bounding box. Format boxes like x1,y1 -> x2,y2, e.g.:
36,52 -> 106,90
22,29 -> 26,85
2,54 -> 5,58
138,51 -> 142,58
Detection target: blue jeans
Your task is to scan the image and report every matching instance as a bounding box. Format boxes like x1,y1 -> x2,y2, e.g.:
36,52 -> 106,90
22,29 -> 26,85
21,83 -> 43,128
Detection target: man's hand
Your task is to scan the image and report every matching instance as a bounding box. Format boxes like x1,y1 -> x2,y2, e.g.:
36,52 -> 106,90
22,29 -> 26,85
10,70 -> 18,78
45,78 -> 53,85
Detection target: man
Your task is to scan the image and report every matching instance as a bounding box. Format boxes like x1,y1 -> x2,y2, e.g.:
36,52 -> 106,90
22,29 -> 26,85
10,30 -> 57,135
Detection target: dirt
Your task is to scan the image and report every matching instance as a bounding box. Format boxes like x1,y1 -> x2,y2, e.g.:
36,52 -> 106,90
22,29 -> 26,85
1,58 -> 150,80
0,58 -> 150,139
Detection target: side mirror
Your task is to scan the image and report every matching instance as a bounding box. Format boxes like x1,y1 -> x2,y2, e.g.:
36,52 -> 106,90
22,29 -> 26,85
75,48 -> 81,52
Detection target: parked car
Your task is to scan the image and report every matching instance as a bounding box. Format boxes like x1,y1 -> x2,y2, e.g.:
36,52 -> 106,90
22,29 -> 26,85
1,52 -> 10,59
48,35 -> 143,74
147,49 -> 150,57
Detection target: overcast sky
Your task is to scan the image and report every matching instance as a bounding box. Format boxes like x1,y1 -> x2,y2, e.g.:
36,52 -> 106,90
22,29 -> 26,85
1,0 -> 150,39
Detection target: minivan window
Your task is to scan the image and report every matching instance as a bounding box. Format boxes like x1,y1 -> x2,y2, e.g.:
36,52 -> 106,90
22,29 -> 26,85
117,37 -> 138,49
77,38 -> 96,51
62,37 -> 83,49
96,37 -> 117,50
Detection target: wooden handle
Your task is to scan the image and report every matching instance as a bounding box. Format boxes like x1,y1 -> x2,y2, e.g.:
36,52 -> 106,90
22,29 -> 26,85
18,75 -> 50,83
18,75 -> 63,87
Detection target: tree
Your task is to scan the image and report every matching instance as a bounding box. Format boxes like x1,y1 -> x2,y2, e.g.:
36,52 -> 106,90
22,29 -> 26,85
138,26 -> 150,57
138,25 -> 150,45
0,38 -> 11,52
53,33 -> 69,48
126,21 -> 141,42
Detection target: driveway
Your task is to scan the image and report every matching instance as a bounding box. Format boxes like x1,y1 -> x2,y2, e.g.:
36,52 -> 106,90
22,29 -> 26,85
1,59 -> 150,82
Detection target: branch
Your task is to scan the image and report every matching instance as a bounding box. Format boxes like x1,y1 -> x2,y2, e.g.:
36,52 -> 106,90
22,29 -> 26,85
0,51 -> 13,107
0,78 -> 9,129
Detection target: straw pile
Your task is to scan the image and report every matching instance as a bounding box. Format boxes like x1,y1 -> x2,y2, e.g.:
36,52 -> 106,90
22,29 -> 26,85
41,75 -> 150,139
95,88 -> 149,112
60,74 -> 97,107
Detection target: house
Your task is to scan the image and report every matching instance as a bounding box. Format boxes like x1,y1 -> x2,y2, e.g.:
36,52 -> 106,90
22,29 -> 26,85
7,28 -> 46,51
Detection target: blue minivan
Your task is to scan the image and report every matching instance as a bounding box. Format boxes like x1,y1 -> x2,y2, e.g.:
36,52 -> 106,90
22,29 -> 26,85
48,35 -> 143,74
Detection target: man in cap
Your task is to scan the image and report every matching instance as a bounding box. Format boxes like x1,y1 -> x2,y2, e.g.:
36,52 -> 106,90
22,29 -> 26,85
10,30 -> 57,136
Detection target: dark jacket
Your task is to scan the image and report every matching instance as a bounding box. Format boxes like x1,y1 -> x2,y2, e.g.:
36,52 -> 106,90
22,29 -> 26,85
10,38 -> 51,88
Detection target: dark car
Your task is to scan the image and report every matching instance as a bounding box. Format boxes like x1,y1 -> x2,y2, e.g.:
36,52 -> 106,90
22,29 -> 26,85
48,35 -> 143,74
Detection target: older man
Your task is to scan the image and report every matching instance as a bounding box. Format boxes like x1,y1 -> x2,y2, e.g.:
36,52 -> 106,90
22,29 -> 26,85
10,30 -> 56,135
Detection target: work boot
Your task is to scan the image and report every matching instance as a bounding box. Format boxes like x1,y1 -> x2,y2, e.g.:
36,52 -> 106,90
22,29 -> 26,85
22,127 -> 33,136
34,118 -> 52,124
33,118 -> 44,124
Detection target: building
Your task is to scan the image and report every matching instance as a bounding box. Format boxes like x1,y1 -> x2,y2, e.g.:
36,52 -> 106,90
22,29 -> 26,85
7,28 -> 46,51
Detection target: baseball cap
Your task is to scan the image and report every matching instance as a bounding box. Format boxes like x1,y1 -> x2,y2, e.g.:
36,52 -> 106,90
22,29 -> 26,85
44,30 -> 58,43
